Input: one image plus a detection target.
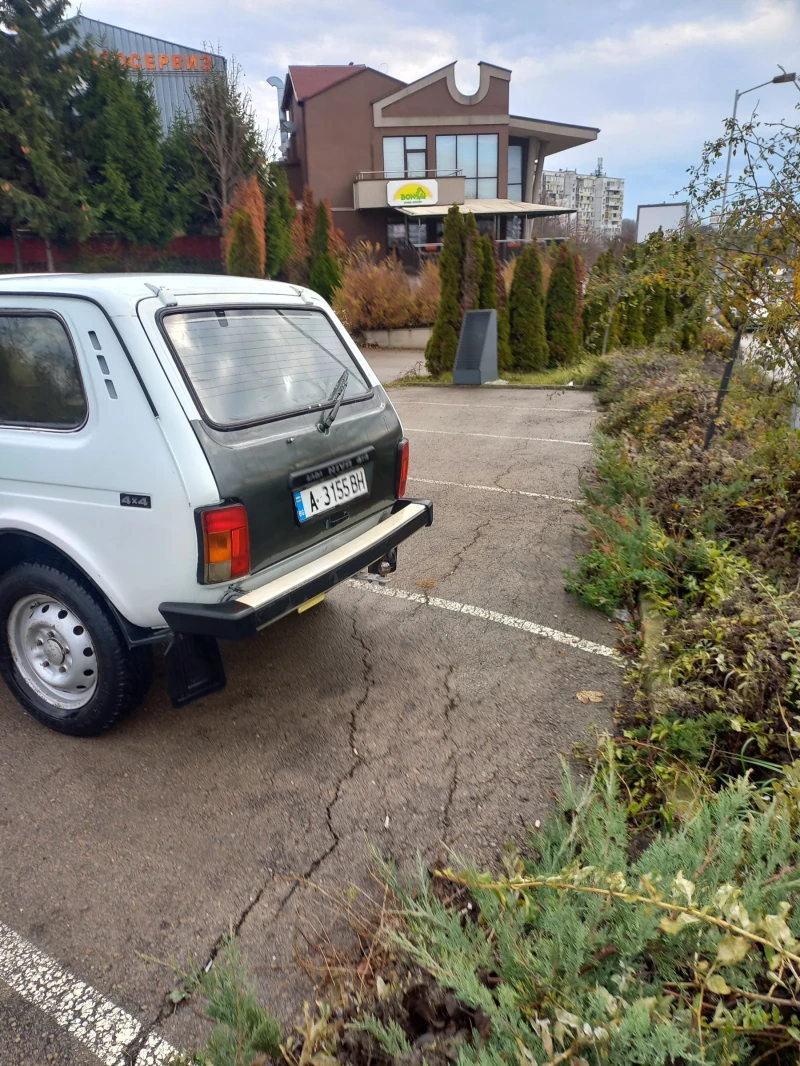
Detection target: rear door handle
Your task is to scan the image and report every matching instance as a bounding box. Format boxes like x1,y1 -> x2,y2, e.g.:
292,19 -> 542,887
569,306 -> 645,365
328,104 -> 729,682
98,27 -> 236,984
326,510 -> 349,528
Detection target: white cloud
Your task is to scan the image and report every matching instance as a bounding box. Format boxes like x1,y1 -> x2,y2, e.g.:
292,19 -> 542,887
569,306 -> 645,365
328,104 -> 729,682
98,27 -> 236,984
510,0 -> 796,77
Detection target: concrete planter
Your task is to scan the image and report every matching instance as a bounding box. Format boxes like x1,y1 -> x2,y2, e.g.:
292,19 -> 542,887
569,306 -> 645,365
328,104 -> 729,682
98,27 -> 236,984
362,327 -> 432,349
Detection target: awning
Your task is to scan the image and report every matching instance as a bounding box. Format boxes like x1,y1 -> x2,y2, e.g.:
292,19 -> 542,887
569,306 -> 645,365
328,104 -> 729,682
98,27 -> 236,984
394,199 -> 575,218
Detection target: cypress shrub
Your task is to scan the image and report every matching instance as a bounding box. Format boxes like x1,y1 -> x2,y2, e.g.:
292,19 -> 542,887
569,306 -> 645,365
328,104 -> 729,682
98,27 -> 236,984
622,293 -> 646,348
643,281 -> 668,341
545,243 -> 579,365
476,236 -> 497,310
227,208 -> 262,278
460,212 -> 482,316
308,201 -> 341,302
264,163 -> 294,279
489,238 -> 512,372
309,252 -> 341,304
425,205 -> 464,376
507,242 -> 548,371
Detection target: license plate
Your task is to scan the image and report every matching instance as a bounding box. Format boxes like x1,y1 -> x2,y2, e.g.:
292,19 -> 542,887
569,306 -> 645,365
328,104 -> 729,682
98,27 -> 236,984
293,467 -> 368,522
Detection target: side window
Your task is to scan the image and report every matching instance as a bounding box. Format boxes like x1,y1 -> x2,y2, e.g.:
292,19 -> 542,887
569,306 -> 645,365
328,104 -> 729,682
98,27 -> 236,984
0,314 -> 88,429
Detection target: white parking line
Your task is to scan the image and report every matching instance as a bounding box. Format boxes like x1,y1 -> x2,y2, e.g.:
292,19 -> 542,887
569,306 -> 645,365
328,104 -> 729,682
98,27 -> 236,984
409,476 -> 577,504
346,580 -> 621,662
406,427 -> 592,446
395,400 -> 595,414
0,919 -> 177,1066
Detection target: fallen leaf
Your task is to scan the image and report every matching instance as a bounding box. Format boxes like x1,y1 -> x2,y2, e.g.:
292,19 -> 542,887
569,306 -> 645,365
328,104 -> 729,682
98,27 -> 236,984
716,933 -> 751,966
415,579 -> 438,589
706,975 -> 731,995
576,690 -> 605,704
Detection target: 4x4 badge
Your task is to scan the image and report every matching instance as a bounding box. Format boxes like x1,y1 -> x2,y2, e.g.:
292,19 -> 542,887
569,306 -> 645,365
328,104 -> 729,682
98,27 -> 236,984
119,493 -> 151,508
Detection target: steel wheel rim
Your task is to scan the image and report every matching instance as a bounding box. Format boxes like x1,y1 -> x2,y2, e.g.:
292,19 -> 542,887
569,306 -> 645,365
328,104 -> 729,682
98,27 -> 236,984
7,594 -> 98,712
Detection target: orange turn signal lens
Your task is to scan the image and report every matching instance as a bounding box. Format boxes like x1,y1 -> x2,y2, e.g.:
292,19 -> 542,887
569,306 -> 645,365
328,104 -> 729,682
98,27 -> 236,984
201,504 -> 250,582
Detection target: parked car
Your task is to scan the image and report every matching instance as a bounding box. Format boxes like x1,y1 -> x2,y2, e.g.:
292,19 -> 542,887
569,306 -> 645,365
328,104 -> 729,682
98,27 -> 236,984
0,274 -> 432,736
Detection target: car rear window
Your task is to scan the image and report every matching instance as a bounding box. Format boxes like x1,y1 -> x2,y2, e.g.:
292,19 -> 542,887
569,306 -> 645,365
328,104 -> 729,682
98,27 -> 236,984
160,307 -> 370,427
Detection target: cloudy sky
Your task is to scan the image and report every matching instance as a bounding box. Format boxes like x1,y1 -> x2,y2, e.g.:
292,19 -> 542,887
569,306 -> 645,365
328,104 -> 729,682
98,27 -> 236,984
72,0 -> 800,217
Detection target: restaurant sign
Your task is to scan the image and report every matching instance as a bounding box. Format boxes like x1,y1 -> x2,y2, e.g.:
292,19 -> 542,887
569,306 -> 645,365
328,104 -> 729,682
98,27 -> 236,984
387,179 -> 438,207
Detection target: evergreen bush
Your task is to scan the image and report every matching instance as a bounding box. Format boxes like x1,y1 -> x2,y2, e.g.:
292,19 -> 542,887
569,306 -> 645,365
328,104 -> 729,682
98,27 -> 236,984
476,235 -> 496,310
425,205 -> 464,376
309,251 -> 341,304
459,211 -> 482,316
490,238 -> 513,372
264,162 -> 293,279
226,208 -> 262,278
308,201 -> 341,301
507,242 -> 549,370
545,243 -> 580,364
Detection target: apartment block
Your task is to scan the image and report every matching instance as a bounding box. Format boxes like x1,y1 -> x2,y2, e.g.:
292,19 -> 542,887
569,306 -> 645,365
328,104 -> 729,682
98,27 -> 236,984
543,165 -> 624,238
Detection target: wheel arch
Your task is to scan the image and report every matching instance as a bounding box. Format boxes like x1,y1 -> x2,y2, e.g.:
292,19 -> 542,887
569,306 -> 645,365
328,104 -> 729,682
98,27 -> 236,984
0,530 -> 166,647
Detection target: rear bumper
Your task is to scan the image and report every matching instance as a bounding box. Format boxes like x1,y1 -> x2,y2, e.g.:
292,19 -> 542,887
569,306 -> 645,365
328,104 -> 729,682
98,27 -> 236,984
159,498 -> 433,640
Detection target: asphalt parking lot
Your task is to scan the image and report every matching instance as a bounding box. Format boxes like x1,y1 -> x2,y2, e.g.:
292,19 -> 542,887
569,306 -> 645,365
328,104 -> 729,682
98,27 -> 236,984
0,382 -> 621,1065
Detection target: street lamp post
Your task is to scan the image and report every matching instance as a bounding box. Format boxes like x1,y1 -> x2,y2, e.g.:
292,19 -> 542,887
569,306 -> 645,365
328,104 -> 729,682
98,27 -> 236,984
719,70 -> 796,220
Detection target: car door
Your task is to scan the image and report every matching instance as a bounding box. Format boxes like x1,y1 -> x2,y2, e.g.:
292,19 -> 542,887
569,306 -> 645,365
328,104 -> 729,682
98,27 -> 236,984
0,295 -> 195,628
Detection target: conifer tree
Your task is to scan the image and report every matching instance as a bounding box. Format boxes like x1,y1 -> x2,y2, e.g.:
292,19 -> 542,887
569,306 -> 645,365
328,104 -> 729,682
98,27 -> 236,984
545,243 -> 580,365
476,235 -> 496,310
622,293 -> 646,348
223,175 -> 265,277
301,185 -> 317,250
227,208 -> 262,277
308,201 -> 341,303
489,237 -> 512,371
507,242 -> 548,371
460,212 -> 482,316
264,163 -> 293,279
643,281 -> 667,342
0,0 -> 90,268
425,205 -> 464,376
78,55 -> 178,265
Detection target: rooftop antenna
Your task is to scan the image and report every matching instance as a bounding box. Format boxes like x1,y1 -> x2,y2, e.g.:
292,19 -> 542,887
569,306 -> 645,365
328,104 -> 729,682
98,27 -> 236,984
593,156 -> 604,177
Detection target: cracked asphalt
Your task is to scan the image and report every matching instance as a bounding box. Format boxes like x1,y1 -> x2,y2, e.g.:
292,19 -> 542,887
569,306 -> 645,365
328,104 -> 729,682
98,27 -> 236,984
0,382 -> 621,1064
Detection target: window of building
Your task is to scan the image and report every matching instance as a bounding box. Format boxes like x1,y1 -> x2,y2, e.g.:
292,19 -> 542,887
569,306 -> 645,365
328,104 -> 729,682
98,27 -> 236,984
0,314 -> 87,429
436,134 -> 498,198
507,144 -> 523,200
407,219 -> 427,246
387,222 -> 407,249
506,216 -> 523,240
383,136 -> 427,179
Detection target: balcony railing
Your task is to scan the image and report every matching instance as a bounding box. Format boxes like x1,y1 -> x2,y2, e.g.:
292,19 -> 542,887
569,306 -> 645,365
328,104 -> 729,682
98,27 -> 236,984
354,168 -> 463,182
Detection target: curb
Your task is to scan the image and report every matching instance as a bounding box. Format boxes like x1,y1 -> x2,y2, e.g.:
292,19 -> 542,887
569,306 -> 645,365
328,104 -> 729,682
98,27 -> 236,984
385,380 -> 600,392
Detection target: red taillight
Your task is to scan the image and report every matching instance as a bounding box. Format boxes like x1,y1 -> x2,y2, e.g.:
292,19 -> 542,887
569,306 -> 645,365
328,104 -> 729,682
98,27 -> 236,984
396,437 -> 409,498
201,504 -> 250,583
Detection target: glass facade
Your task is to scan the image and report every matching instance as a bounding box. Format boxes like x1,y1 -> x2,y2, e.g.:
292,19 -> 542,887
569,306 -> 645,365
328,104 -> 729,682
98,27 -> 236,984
436,134 -> 498,198
383,136 -> 427,178
508,144 -> 523,200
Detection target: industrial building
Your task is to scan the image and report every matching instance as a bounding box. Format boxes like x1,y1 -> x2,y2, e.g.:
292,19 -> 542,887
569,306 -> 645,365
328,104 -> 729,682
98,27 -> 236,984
65,15 -> 226,133
268,61 -> 599,261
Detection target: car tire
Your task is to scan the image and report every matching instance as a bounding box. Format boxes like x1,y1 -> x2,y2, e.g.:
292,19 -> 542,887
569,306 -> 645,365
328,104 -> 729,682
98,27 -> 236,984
0,562 -> 152,737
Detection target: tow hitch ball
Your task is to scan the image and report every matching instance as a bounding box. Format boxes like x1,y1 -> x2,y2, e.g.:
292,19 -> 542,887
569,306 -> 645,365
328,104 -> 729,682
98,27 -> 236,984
368,548 -> 397,577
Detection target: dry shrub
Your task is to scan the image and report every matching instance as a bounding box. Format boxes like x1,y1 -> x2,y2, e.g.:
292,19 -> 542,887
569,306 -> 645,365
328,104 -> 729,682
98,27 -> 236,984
408,260 -> 440,326
502,259 -> 515,297
334,243 -> 438,331
222,175 -> 265,276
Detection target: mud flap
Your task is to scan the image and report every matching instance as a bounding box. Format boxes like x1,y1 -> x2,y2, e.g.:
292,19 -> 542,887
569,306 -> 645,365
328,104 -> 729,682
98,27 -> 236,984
164,633 -> 227,708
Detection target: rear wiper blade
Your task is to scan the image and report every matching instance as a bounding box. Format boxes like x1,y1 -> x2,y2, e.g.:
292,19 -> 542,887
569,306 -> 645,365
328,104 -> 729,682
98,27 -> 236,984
318,369 -> 349,432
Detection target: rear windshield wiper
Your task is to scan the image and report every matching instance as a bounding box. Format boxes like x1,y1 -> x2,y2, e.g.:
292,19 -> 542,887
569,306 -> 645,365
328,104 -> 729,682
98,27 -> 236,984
318,369 -> 349,432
